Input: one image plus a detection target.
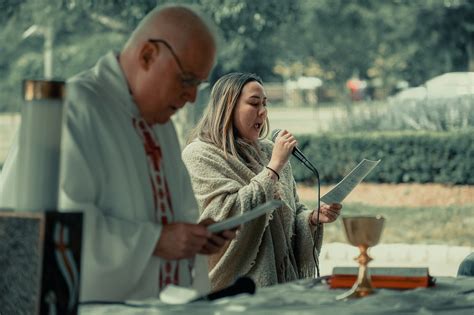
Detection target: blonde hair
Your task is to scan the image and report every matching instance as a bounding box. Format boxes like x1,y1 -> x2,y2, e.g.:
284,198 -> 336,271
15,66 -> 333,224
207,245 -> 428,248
189,72 -> 270,166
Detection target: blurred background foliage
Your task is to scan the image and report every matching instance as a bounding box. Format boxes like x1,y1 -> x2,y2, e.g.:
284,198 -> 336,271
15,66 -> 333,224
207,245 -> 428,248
0,0 -> 473,111
334,96 -> 474,132
291,130 -> 474,184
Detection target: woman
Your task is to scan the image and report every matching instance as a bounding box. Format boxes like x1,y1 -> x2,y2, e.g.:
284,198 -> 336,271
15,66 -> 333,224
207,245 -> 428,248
182,72 -> 341,290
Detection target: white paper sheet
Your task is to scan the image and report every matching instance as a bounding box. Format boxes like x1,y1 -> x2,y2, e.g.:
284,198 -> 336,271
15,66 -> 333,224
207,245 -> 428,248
320,159 -> 380,204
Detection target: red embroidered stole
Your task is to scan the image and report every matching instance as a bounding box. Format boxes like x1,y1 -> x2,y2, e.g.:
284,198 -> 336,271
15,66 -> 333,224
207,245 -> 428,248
132,118 -> 179,290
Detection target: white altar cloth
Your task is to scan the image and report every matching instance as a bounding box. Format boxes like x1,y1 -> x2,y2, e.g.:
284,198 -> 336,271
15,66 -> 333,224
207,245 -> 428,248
80,277 -> 474,315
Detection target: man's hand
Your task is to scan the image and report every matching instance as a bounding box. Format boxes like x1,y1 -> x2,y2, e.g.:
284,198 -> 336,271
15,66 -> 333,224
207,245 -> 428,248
311,203 -> 342,224
198,218 -> 238,255
154,223 -> 211,260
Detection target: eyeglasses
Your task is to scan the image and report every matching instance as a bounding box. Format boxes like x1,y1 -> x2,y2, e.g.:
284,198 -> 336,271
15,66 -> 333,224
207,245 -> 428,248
148,39 -> 207,88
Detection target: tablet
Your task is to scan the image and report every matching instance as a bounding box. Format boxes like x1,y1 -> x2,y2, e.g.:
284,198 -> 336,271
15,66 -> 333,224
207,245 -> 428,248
207,199 -> 282,233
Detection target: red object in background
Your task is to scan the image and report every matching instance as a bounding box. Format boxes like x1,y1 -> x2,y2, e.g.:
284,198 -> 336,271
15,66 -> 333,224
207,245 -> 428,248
346,78 -> 363,101
347,79 -> 361,91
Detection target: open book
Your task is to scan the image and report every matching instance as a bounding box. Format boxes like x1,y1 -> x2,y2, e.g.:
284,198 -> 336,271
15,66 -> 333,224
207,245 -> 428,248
320,159 -> 380,204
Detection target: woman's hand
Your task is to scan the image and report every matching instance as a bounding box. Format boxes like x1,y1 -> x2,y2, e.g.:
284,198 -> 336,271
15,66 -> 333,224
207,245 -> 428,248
310,203 -> 342,224
268,129 -> 297,173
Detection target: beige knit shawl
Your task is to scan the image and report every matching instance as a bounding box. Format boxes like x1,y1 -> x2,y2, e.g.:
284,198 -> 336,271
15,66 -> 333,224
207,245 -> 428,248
182,139 -> 323,290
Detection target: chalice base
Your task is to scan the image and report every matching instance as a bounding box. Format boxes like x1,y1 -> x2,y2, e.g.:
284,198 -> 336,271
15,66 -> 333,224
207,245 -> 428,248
336,281 -> 375,300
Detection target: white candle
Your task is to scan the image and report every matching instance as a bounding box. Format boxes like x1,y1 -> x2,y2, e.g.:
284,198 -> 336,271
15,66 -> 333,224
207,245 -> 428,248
16,80 -> 65,211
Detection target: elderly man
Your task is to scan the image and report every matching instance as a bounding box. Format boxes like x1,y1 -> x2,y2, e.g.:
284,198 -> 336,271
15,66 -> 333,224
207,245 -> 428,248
0,5 -> 235,301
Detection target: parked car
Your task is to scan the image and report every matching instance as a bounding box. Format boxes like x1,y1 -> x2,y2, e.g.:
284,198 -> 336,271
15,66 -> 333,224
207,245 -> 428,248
393,72 -> 474,101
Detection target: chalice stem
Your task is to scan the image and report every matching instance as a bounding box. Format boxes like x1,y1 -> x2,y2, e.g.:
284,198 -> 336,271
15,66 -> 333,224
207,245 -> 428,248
356,245 -> 373,293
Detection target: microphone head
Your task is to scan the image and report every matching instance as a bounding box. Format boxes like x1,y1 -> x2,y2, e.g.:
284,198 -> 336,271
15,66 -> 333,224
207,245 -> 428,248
205,277 -> 256,301
271,129 -> 281,142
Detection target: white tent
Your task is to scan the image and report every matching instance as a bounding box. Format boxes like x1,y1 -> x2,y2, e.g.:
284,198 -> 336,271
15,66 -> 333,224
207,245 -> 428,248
285,76 -> 323,90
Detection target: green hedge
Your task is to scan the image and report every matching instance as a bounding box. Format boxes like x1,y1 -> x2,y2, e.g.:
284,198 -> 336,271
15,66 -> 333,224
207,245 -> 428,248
290,130 -> 474,185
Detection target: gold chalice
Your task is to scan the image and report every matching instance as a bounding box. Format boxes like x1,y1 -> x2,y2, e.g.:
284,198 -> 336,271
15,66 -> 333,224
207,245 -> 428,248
337,215 -> 385,300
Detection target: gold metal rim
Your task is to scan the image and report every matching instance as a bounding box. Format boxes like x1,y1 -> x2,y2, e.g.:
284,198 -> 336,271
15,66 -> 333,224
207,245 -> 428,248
23,79 -> 66,101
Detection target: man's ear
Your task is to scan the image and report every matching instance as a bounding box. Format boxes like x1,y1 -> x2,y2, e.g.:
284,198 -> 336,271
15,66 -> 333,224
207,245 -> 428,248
138,42 -> 157,71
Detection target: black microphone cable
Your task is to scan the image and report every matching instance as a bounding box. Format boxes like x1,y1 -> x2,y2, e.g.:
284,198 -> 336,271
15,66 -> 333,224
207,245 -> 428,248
271,129 -> 321,278
297,152 -> 322,278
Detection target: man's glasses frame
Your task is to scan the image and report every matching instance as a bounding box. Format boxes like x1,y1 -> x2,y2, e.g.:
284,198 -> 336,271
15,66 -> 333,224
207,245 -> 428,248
148,39 -> 206,88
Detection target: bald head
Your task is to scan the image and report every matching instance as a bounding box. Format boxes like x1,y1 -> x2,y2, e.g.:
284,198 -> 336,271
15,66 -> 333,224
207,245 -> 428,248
124,5 -> 216,57
120,5 -> 217,125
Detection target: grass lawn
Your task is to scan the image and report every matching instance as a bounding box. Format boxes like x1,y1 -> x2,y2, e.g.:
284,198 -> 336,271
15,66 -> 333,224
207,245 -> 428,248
304,201 -> 474,247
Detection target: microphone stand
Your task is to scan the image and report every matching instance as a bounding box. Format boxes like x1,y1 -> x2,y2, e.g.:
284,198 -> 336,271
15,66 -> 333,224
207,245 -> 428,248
293,150 -> 321,278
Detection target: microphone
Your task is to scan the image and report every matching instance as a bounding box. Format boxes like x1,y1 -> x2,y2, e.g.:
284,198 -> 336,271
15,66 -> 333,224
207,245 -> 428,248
193,277 -> 256,302
271,129 -> 322,277
271,129 -> 319,175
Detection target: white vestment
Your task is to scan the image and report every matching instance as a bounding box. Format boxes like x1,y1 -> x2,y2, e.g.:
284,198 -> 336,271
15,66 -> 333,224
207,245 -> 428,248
0,52 -> 210,301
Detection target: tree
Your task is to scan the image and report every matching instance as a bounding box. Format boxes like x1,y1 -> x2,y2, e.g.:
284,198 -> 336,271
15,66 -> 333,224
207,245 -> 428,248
276,0 -> 474,98
0,0 -> 297,111
197,0 -> 298,81
1,0 -> 473,111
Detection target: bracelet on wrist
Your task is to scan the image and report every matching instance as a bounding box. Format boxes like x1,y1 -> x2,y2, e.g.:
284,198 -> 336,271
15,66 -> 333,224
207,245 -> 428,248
265,166 -> 280,180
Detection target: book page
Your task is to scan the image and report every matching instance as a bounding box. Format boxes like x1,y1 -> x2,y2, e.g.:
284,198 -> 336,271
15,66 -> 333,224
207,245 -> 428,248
320,159 -> 380,204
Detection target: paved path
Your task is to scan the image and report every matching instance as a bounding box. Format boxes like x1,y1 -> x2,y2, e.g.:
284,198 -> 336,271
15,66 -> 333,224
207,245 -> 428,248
267,106 -> 343,134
